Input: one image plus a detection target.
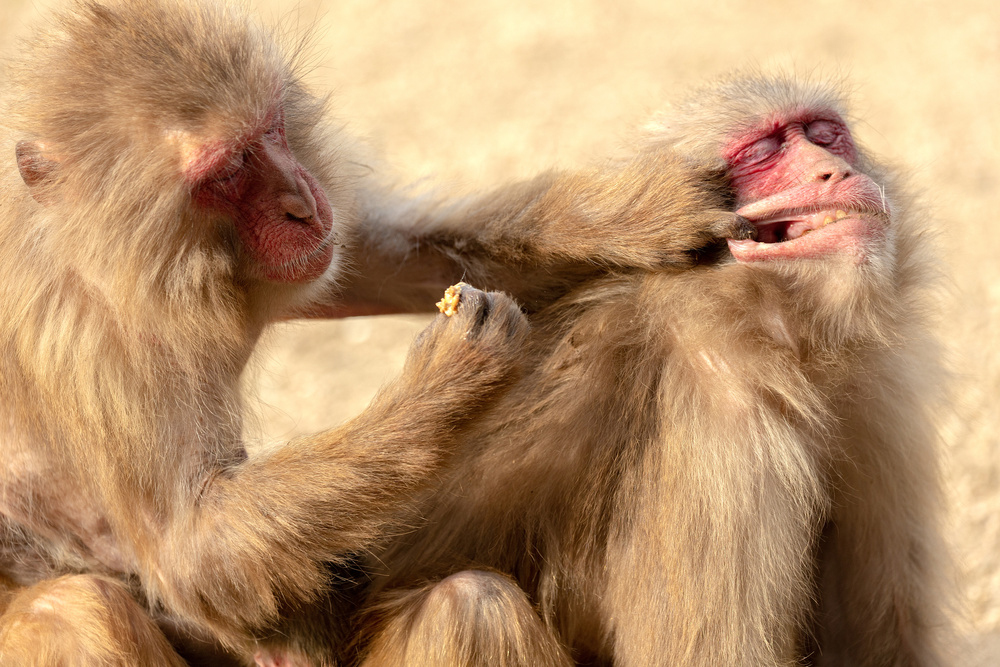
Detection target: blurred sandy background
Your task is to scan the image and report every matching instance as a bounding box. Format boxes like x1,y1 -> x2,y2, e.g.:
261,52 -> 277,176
2,0 -> 998,662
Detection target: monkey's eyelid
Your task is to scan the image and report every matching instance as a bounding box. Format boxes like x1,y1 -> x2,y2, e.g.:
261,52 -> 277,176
735,136 -> 782,166
209,152 -> 247,182
804,120 -> 847,147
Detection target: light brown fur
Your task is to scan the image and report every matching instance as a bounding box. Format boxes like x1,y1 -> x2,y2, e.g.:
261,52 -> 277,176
0,0 -> 530,663
0,576 -> 187,667
327,146 -> 751,317
0,1 -> 747,664
352,75 -> 949,667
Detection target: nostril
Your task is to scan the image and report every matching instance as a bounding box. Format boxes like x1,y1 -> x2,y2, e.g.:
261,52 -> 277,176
818,167 -> 851,183
286,211 -> 313,224
279,193 -> 315,223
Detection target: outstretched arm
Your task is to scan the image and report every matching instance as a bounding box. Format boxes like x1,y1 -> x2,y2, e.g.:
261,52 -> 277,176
309,150 -> 751,316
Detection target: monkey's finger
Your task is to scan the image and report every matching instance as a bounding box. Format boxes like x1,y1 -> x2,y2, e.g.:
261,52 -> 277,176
414,285 -> 492,359
446,285 -> 490,332
478,291 -> 529,343
709,212 -> 757,241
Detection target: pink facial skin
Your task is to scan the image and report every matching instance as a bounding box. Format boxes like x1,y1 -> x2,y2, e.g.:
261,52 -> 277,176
186,109 -> 335,283
722,109 -> 890,264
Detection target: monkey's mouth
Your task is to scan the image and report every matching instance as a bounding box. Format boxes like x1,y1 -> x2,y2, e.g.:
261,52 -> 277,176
262,230 -> 338,283
726,175 -> 891,263
753,208 -> 853,243
728,207 -> 889,263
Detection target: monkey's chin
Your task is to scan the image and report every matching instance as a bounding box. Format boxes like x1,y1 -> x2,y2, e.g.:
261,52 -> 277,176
727,215 -> 888,265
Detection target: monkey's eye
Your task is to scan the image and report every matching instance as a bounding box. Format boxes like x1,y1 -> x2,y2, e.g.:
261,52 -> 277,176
736,134 -> 782,166
211,150 -> 246,184
805,120 -> 843,147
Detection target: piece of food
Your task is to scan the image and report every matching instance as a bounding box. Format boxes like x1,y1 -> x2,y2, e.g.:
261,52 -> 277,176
436,282 -> 469,317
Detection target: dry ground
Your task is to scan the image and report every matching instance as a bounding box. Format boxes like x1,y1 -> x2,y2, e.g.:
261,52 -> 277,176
2,0 -> 998,662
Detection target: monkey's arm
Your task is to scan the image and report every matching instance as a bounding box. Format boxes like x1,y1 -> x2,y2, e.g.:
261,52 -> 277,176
815,359 -> 949,665
151,289 -> 526,646
309,150 -> 750,316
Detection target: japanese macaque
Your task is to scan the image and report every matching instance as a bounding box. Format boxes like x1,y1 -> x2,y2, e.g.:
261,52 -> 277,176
0,0 -> 747,664
352,75 -> 949,667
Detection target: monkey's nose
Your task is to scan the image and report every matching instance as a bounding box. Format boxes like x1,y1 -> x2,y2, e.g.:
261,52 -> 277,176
817,165 -> 853,183
808,153 -> 853,184
280,192 -> 316,223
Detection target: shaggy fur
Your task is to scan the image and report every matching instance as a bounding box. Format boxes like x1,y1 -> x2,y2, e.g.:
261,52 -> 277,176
352,75 -> 949,667
0,1 -> 747,664
0,0 -> 530,662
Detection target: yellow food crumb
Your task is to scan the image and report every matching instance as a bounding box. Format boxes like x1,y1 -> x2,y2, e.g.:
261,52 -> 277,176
436,282 -> 469,317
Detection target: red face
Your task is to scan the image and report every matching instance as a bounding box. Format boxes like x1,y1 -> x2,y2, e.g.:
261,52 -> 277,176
723,109 -> 889,264
184,109 -> 335,283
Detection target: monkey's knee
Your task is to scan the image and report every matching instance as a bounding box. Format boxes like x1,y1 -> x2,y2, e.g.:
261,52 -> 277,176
361,570 -> 571,667
0,574 -> 185,666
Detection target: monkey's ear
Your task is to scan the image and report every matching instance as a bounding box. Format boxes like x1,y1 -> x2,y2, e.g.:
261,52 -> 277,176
16,140 -> 59,205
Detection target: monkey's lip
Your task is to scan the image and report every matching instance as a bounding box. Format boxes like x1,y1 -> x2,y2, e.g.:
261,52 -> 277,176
752,208 -> 856,243
259,230 -> 337,283
727,207 -> 889,263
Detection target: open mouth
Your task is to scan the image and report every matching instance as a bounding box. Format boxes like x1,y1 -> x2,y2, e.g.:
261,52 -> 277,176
754,208 -> 853,243
728,206 -> 889,263
726,175 -> 891,263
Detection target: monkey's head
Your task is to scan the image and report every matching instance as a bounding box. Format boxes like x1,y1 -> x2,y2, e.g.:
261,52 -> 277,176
648,73 -> 896,268
8,0 -> 349,297
645,73 -> 930,345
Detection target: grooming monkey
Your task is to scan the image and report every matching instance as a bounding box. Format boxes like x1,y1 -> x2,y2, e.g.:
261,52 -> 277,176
0,0 -> 745,664
352,76 -> 949,667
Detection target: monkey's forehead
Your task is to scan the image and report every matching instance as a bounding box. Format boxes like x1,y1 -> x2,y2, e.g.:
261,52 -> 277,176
7,0 -> 291,137
642,72 -> 851,163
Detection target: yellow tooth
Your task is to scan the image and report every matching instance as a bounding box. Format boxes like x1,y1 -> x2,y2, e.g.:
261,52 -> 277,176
835,210 -> 848,220
801,228 -> 813,236
823,216 -> 835,225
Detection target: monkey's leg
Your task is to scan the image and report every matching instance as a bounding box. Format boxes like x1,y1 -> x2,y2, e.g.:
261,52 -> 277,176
0,574 -> 187,667
359,570 -> 572,667
603,431 -> 823,667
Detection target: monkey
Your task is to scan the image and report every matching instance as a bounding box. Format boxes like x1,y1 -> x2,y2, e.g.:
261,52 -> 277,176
0,0 -> 534,659
350,73 -> 950,667
0,1 -> 750,664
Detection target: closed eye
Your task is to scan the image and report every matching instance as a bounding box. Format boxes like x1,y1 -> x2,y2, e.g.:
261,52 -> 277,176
736,134 -> 782,166
212,150 -> 246,184
806,120 -> 844,147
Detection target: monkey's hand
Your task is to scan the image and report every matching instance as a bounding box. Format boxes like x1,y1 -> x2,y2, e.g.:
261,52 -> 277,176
541,152 -> 755,270
677,209 -> 757,265
398,285 -> 529,423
